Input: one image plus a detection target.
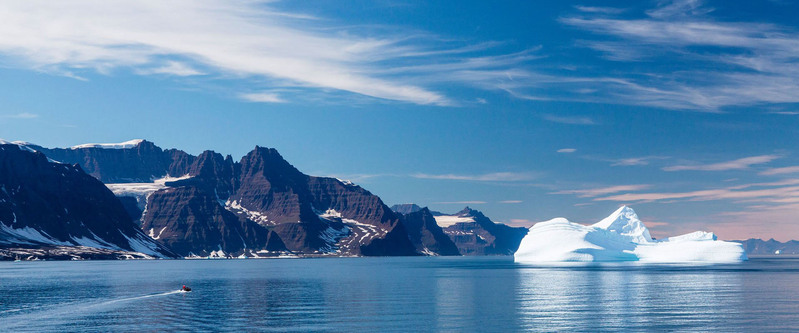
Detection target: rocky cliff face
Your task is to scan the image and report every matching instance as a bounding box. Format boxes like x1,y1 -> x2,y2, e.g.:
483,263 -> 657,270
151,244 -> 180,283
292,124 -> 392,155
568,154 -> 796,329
436,207 -> 528,256
33,140 -> 173,183
141,186 -> 286,257
399,208 -> 460,256
225,147 -> 417,256
0,144 -> 175,258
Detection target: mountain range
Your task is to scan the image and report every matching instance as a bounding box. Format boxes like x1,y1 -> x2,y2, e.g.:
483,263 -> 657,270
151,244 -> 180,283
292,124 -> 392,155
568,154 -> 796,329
0,139 -> 792,260
0,139 -> 527,260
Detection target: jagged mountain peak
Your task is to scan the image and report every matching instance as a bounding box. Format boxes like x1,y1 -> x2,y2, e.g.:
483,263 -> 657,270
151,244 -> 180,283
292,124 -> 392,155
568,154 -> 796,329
456,206 -> 483,217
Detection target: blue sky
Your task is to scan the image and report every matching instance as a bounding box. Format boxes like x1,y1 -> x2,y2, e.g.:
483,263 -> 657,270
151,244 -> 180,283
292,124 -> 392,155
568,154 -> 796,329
1,0 -> 799,240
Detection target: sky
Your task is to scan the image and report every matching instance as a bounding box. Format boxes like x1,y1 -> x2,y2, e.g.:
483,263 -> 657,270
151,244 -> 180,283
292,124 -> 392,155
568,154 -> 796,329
1,0 -> 798,241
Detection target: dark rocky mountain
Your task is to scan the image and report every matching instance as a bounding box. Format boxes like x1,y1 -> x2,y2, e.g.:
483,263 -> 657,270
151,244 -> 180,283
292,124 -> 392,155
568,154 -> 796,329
141,186 -> 286,257
734,238 -> 799,255
0,144 -> 175,259
390,204 -> 423,215
40,140 -> 422,257
399,208 -> 460,256
224,147 -> 417,256
435,207 -> 528,255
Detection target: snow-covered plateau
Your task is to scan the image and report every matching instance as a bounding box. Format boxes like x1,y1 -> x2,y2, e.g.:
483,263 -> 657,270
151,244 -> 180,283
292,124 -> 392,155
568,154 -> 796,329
514,206 -> 747,264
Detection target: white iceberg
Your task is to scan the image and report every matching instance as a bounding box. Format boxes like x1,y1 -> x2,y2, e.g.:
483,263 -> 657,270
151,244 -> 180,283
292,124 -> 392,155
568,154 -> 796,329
514,206 -> 747,264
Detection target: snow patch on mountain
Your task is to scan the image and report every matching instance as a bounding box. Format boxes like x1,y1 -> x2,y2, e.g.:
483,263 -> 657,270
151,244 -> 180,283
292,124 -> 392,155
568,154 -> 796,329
433,215 -> 476,227
225,199 -> 273,225
514,206 -> 747,264
70,139 -> 144,150
107,175 -> 192,212
0,222 -> 71,246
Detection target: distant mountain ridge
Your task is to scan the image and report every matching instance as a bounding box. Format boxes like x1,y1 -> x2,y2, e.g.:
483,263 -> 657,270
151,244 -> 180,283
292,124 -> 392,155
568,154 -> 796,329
392,205 -> 528,256
733,239 -> 799,255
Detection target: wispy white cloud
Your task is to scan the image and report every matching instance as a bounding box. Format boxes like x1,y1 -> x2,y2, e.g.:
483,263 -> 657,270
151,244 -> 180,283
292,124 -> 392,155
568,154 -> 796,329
663,155 -> 780,171
557,148 -> 577,153
136,61 -> 204,76
760,166 -> 799,176
610,156 -> 668,166
3,113 -> 39,119
412,172 -> 537,182
502,218 -> 535,227
573,5 -> 627,15
542,114 -> 596,125
553,184 -> 652,198
434,201 -> 487,205
712,203 -> 799,241
499,200 -> 523,204
0,1 -> 540,106
594,179 -> 799,203
560,0 -> 799,110
239,92 -> 286,103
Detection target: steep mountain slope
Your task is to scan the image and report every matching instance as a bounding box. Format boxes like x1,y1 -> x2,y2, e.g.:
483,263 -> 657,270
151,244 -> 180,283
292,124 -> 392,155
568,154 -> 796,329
434,207 -> 528,255
399,208 -> 460,256
0,144 -> 175,259
141,185 -> 286,257
226,147 -> 417,256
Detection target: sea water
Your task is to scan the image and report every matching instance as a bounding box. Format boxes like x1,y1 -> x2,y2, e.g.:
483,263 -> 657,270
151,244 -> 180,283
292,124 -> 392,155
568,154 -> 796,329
1,257 -> 798,332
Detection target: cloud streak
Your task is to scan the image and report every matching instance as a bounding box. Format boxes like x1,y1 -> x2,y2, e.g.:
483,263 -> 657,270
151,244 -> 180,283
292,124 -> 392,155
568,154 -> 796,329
434,201 -> 487,205
594,179 -> 799,203
663,155 -> 780,171
553,184 -> 652,198
0,1 -> 540,106
412,172 -> 537,182
560,0 -> 799,110
542,114 -> 596,125
760,166 -> 799,176
2,113 -> 39,119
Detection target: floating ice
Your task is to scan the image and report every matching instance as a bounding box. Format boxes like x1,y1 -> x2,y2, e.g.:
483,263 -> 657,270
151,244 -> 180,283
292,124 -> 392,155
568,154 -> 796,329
514,206 -> 747,264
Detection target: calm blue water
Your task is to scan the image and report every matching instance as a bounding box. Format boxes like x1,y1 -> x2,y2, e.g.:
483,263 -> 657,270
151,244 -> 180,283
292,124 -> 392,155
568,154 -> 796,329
1,257 -> 798,332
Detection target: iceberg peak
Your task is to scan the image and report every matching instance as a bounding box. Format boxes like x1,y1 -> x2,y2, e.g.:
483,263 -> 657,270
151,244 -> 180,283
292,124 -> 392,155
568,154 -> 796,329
593,205 -> 652,243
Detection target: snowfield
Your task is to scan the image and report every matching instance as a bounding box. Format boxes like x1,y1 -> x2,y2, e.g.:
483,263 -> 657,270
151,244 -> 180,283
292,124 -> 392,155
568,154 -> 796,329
433,215 -> 475,227
514,206 -> 747,264
70,139 -> 144,149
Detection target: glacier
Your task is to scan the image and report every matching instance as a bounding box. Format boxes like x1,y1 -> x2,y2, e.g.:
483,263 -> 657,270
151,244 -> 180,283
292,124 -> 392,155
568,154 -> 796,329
514,206 -> 747,264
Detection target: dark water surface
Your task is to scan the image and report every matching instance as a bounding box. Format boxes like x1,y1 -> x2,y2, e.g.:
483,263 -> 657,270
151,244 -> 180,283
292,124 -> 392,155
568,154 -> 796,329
1,257 -> 798,332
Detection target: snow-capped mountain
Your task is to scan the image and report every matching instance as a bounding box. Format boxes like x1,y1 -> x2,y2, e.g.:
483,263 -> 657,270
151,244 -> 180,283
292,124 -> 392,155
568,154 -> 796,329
0,143 -> 175,259
514,206 -> 747,263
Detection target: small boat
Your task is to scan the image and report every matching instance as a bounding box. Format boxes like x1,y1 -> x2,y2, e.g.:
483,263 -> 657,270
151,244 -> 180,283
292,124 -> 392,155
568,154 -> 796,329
181,285 -> 192,292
